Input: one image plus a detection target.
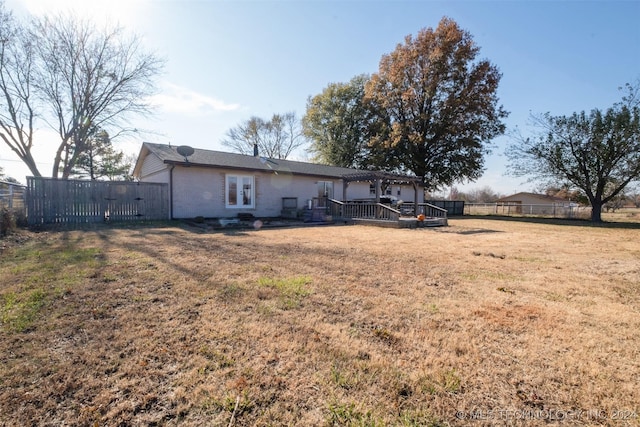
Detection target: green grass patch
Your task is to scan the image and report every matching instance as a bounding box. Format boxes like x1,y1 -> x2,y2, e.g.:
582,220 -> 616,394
1,240 -> 105,332
198,344 -> 235,369
331,364 -> 356,390
217,282 -> 244,301
417,369 -> 462,395
1,289 -> 47,332
6,243 -> 101,286
257,276 -> 311,309
201,391 -> 253,416
326,401 -> 380,426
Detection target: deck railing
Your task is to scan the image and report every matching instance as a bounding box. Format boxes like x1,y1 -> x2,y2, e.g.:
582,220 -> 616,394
328,199 -> 458,221
414,203 -> 448,219
328,199 -> 401,221
328,199 -> 448,222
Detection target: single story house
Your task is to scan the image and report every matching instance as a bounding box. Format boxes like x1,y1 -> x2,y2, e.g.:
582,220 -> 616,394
133,142 -> 424,220
496,192 -> 574,215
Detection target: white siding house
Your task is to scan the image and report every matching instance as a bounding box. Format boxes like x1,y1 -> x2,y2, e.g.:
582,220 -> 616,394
133,143 -> 424,219
496,192 -> 573,215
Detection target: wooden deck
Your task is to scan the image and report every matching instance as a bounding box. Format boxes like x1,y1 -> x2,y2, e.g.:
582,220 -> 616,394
326,199 -> 448,228
350,217 -> 448,228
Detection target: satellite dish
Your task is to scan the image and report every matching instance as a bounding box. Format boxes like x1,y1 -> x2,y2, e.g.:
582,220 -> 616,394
176,145 -> 195,162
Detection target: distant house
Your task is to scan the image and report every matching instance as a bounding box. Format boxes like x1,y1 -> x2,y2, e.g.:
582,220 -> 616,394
496,192 -> 573,215
133,143 -> 424,219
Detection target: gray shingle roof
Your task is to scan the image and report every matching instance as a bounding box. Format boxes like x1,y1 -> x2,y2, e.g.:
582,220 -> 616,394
141,142 -> 389,180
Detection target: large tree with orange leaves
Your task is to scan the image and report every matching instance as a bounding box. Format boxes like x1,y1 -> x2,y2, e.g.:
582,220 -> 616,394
366,17 -> 508,190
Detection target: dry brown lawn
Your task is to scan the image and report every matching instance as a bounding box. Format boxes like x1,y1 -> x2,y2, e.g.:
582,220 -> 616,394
1,218 -> 639,426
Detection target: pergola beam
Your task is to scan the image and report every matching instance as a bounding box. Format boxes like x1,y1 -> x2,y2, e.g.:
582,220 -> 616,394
341,171 -> 422,185
340,171 -> 424,217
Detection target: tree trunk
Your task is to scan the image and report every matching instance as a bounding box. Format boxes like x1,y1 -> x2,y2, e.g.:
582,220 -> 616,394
590,200 -> 603,222
17,150 -> 41,178
52,145 -> 65,179
0,136 -> 42,178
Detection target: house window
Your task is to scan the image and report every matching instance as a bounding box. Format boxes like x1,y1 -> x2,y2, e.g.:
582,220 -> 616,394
226,174 -> 254,208
369,182 -> 393,196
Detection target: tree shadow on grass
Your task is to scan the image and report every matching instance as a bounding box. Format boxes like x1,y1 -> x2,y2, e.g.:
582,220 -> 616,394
454,228 -> 502,235
454,215 -> 640,229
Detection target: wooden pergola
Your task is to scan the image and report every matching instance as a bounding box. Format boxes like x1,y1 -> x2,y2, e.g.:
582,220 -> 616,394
341,171 -> 423,211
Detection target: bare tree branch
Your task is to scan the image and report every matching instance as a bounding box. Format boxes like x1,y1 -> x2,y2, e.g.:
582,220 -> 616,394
28,14 -> 163,178
222,112 -> 306,159
0,4 -> 40,176
0,3 -> 164,179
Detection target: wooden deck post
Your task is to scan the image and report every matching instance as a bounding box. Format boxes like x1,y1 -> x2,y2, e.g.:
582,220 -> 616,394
413,182 -> 419,216
375,179 -> 381,219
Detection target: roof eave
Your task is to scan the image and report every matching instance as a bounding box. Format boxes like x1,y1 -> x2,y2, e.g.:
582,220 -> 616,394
132,144 -> 152,178
164,160 -> 355,180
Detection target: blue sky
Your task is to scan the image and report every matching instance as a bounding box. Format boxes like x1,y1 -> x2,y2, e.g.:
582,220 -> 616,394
1,0 -> 639,195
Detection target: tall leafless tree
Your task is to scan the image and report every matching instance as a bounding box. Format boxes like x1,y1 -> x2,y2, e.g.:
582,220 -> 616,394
223,112 -> 305,159
0,3 -> 163,179
0,4 -> 39,177
31,14 -> 163,178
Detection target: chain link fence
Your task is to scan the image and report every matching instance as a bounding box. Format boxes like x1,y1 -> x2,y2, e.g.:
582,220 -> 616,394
1,181 -> 27,233
464,203 -> 592,219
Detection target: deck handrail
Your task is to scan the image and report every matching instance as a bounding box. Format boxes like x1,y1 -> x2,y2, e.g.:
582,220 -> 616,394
415,203 -> 448,218
328,199 -> 401,221
328,199 -> 448,222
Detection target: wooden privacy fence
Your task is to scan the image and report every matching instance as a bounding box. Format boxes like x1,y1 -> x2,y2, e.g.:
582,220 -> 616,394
27,177 -> 169,225
425,200 -> 465,216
